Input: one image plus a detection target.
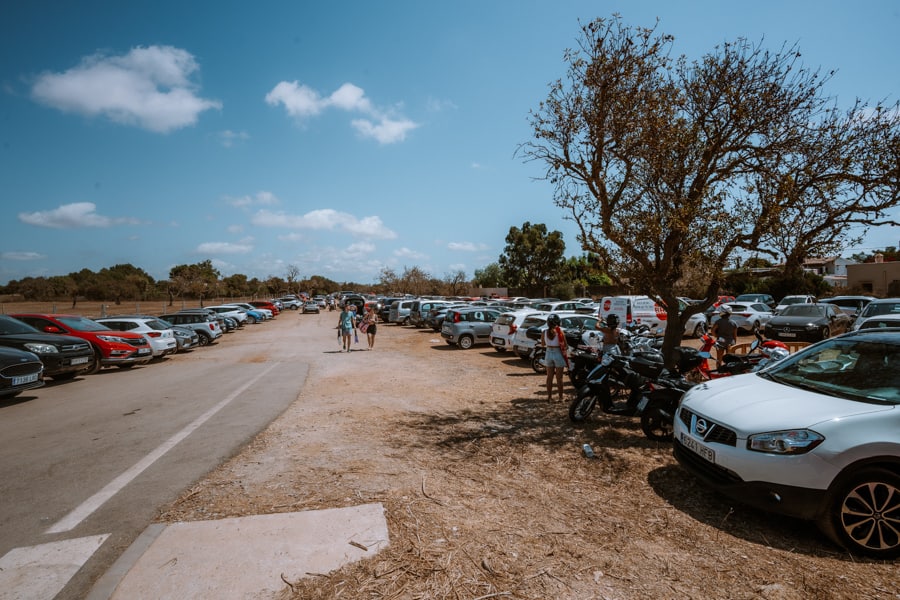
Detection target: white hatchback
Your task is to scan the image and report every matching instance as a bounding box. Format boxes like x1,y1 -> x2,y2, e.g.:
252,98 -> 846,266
673,329 -> 900,558
490,309 -> 539,353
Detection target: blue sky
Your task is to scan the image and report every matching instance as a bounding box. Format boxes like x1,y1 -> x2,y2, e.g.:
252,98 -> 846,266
1,1 -> 898,286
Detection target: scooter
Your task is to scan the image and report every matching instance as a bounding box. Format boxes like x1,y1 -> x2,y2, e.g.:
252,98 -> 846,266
568,349 -> 650,423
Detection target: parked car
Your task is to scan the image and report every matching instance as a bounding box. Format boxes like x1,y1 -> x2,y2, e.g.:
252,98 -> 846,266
734,293 -> 776,309
158,312 -> 223,346
0,346 -> 44,398
673,328 -> 900,558
410,300 -> 455,328
249,300 -> 280,316
522,313 -> 601,345
709,302 -> 774,334
302,301 -> 320,314
11,314 -> 153,371
774,294 -> 817,314
427,303 -> 470,331
95,316 -> 178,358
441,307 -> 503,349
763,303 -> 852,342
851,298 -> 900,331
0,314 -> 94,380
388,300 -> 415,325
231,302 -> 273,320
533,301 -> 596,314
378,298 -> 403,322
167,323 -> 200,352
205,305 -> 249,325
490,309 -> 539,353
511,313 -> 550,358
817,295 -> 876,321
276,296 -> 301,310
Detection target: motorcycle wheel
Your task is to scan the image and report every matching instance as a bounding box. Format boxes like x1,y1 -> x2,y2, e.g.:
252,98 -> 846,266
640,406 -> 674,441
531,350 -> 546,374
569,391 -> 597,423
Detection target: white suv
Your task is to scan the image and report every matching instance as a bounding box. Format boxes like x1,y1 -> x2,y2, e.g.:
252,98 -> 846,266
490,309 -> 539,353
95,316 -> 178,358
674,329 -> 900,558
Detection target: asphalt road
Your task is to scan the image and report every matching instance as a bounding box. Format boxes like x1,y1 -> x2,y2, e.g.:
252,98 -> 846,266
0,317 -> 307,599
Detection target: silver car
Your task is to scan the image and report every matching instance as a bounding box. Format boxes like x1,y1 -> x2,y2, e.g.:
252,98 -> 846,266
441,307 -> 502,349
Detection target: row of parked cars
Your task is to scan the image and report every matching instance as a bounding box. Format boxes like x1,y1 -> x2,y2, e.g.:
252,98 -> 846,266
0,299 -> 287,399
372,293 -> 900,559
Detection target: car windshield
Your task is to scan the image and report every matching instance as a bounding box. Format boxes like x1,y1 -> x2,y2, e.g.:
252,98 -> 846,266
57,316 -> 112,331
780,305 -> 825,317
781,297 -> 808,305
860,301 -> 900,318
761,336 -> 900,404
0,315 -> 40,335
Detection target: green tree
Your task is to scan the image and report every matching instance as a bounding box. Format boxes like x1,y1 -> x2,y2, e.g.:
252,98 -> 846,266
521,16 -> 899,365
472,262 -> 504,288
497,222 -> 565,297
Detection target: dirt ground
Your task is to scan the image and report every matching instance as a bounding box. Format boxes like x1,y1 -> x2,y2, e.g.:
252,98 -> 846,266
5,301 -> 896,598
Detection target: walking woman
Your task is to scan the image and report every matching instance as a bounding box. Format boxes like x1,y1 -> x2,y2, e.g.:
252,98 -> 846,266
338,303 -> 356,352
361,304 -> 378,350
541,314 -> 569,402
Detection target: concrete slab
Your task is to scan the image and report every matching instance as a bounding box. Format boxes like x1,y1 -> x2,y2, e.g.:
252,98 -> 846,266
90,503 -> 388,600
0,535 -> 109,600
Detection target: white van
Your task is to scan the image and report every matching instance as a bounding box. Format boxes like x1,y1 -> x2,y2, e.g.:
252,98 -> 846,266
597,295 -> 667,332
598,295 -> 709,337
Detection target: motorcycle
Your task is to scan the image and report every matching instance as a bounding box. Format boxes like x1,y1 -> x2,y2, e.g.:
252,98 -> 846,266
568,348 -> 653,422
696,330 -> 788,380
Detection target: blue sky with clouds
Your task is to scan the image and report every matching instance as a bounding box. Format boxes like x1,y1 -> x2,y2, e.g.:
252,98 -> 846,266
1,1 -> 898,286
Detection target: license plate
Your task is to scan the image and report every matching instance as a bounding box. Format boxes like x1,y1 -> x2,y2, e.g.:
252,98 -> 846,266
780,332 -> 796,338
680,432 -> 715,463
492,337 -> 504,345
441,325 -> 451,333
136,348 -> 151,355
13,373 -> 39,386
71,356 -> 90,365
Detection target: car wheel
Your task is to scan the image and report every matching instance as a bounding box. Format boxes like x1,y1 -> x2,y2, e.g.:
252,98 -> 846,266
820,326 -> 831,340
197,332 -> 211,347
817,467 -> 900,559
87,349 -> 102,374
692,322 -> 706,338
458,335 -> 474,350
248,316 -> 258,324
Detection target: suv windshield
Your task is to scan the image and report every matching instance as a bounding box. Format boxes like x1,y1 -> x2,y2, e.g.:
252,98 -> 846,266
763,336 -> 900,403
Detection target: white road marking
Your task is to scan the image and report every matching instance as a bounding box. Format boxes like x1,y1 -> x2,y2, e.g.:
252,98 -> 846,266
0,535 -> 109,600
45,363 -> 280,534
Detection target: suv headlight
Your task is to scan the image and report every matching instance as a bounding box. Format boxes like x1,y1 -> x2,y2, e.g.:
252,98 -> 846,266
748,430 -> 824,454
24,342 -> 58,354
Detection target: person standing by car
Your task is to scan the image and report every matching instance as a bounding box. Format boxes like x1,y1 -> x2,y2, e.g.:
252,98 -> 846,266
710,304 -> 738,368
338,303 -> 356,352
361,305 -> 378,350
541,314 -> 570,402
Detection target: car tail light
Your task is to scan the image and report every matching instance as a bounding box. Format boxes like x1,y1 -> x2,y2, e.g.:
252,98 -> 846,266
209,324 -> 216,331
453,312 -> 461,323
146,332 -> 162,338
509,324 -> 517,334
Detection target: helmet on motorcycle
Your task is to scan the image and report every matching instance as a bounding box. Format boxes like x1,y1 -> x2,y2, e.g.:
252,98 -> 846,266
606,314 -> 619,328
767,347 -> 790,362
546,314 -> 561,328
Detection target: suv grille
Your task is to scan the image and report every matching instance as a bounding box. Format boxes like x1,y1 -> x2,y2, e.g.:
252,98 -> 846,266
61,342 -> 91,352
678,407 -> 737,446
1,360 -> 42,378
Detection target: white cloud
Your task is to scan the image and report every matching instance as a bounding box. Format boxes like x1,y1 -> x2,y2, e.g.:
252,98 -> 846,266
265,80 -> 418,144
226,191 -> 279,208
18,202 -> 139,229
30,45 -> 221,133
346,241 -> 376,256
195,241 -> 254,254
448,241 -> 489,252
218,130 -> 249,147
0,251 -> 45,260
394,247 -> 427,260
251,208 -> 397,239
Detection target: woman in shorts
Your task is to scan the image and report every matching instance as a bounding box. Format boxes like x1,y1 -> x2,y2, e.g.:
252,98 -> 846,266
541,314 -> 569,402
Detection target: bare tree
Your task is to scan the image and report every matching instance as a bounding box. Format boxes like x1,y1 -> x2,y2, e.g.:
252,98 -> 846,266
520,16 -> 899,364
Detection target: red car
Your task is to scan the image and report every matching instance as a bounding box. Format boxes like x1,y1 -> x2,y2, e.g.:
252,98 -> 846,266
11,314 -> 153,372
249,301 -> 280,316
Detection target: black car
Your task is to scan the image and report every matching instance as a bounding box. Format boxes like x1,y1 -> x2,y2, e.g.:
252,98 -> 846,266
0,346 -> 45,398
0,314 -> 94,379
763,303 -> 852,342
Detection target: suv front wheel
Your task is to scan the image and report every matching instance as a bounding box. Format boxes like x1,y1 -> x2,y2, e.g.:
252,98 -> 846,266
817,467 -> 900,559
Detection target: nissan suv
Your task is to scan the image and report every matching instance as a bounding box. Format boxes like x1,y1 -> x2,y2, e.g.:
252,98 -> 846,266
674,329 -> 900,558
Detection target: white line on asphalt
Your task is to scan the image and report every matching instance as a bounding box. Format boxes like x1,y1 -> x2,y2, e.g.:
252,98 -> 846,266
45,363 -> 281,534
